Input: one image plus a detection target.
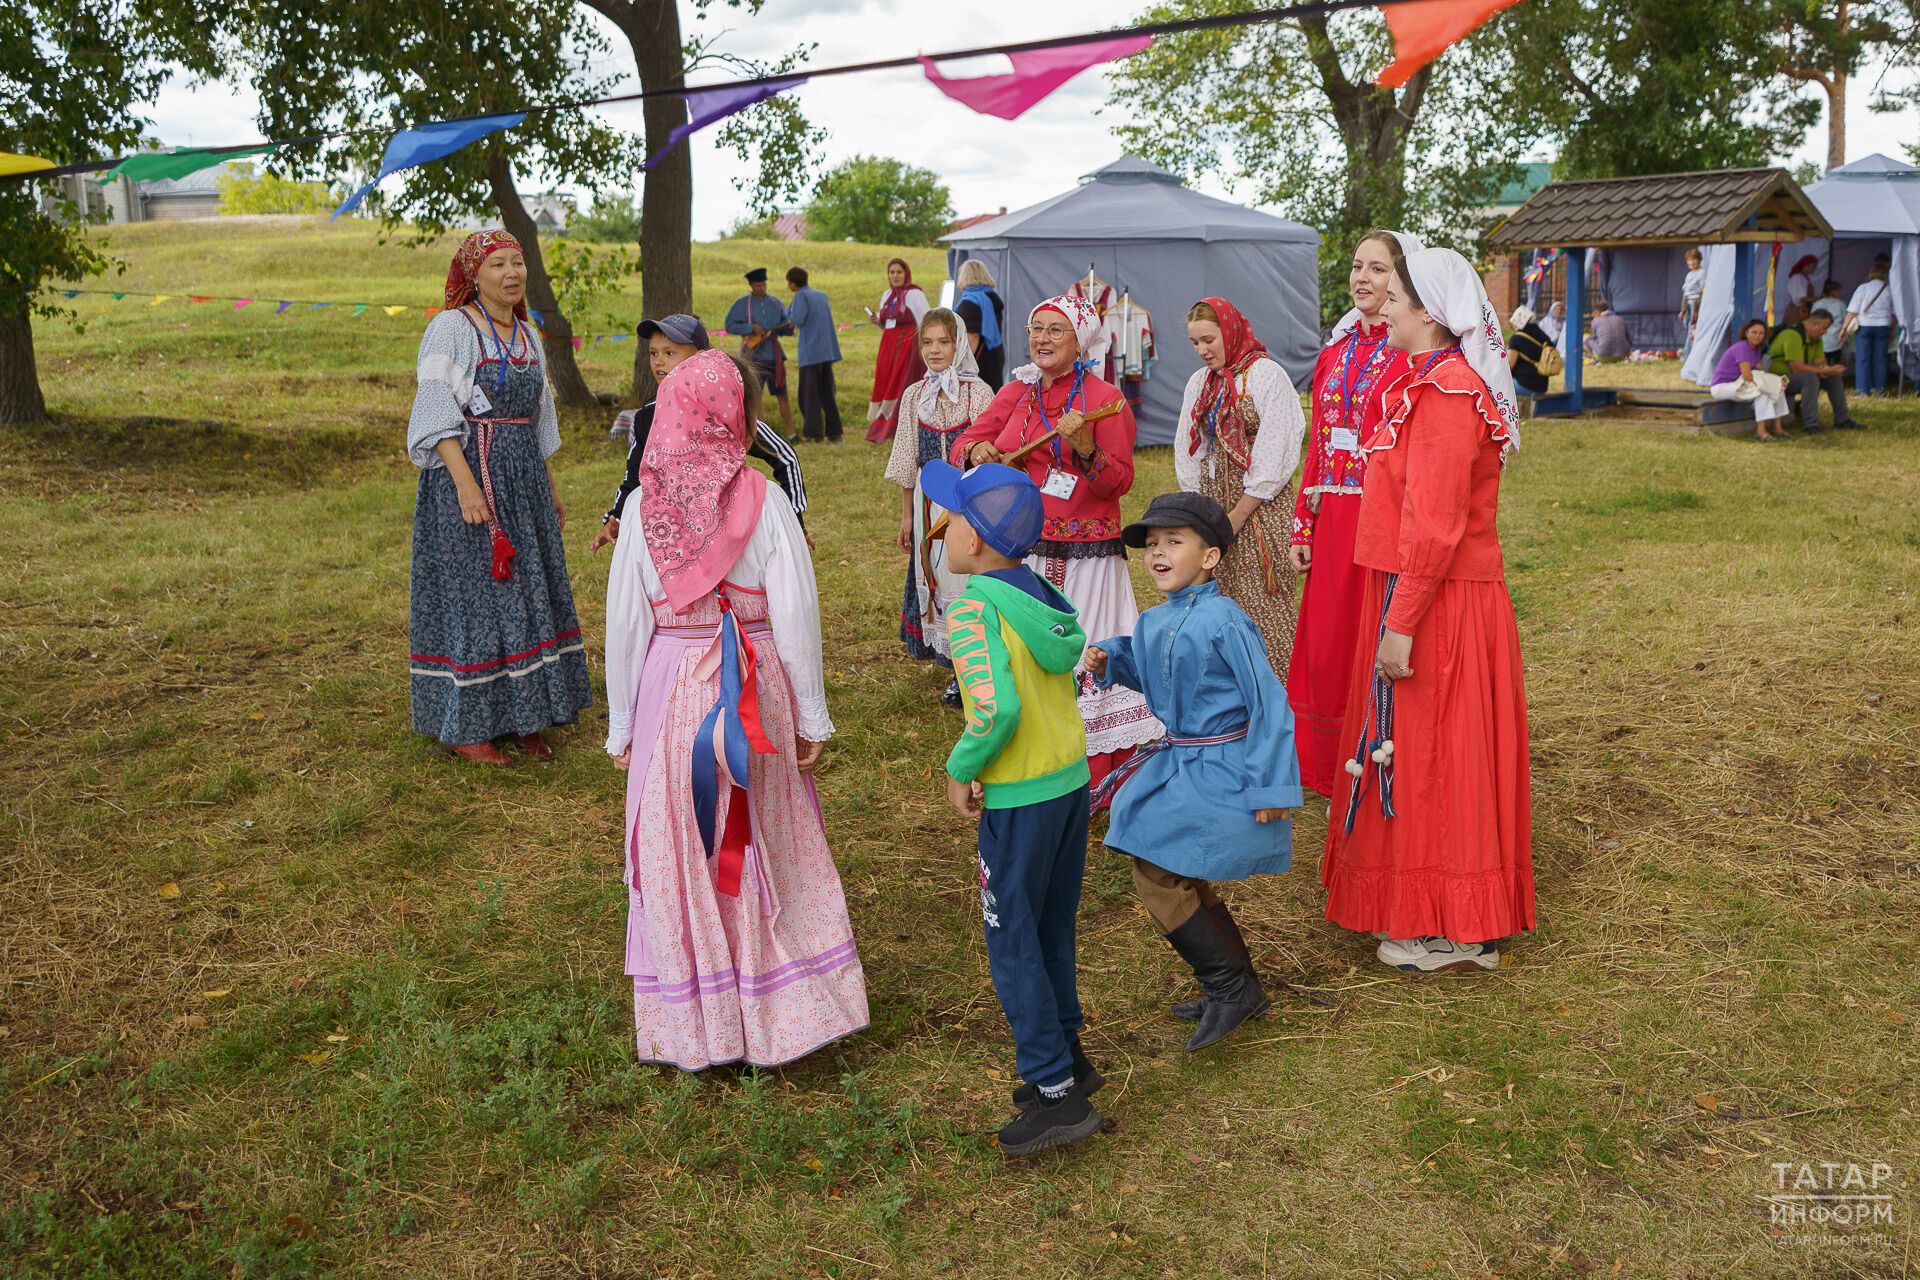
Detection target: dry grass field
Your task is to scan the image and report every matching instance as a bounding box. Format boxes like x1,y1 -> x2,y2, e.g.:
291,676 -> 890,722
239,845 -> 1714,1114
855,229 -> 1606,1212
3,218 -> 1917,1278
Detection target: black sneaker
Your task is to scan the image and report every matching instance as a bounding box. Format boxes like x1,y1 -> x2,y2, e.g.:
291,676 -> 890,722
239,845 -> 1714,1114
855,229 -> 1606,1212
1011,1060 -> 1105,1110
941,679 -> 963,707
996,1090 -> 1102,1157
1833,419 -> 1865,430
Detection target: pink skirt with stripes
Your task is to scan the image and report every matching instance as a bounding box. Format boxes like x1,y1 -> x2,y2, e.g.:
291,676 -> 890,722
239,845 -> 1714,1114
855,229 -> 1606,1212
623,590 -> 868,1070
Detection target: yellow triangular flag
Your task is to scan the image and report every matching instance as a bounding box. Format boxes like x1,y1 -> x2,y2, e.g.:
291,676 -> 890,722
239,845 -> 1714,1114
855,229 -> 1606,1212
0,152 -> 56,177
382,305 -> 409,317
150,295 -> 172,306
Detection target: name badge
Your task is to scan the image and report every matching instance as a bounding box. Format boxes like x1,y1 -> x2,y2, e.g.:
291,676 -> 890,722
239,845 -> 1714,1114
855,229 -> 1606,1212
468,387 -> 493,415
1041,468 -> 1079,500
883,318 -> 898,330
1329,426 -> 1360,453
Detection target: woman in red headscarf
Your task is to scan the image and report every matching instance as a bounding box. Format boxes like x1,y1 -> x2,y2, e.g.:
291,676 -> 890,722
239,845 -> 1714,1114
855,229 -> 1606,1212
865,257 -> 930,442
405,229 -> 590,766
1286,229 -> 1421,797
1174,297 -> 1305,680
604,347 -> 868,1071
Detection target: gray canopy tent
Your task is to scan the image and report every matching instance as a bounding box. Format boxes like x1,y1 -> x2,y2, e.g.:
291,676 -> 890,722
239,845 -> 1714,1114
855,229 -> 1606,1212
942,156 -> 1321,446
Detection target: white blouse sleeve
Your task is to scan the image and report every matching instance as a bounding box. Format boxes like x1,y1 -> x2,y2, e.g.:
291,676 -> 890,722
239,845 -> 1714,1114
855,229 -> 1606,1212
603,505 -> 659,756
758,496 -> 834,742
1243,359 -> 1306,502
1173,368 -> 1205,491
907,288 -> 931,325
407,312 -> 479,469
884,387 -> 923,490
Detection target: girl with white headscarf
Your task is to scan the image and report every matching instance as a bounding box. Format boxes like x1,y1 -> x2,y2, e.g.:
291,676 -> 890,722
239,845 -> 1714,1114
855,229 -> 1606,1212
884,307 -> 997,690
1286,229 -> 1424,797
952,294 -> 1162,796
1321,245 -> 1535,976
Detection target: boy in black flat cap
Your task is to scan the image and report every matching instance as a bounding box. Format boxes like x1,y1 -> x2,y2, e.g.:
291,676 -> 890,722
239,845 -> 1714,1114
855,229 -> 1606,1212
1085,492 -> 1304,1052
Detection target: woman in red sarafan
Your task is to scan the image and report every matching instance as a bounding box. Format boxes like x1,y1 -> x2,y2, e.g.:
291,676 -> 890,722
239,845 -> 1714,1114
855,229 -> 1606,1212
1287,229 -> 1424,797
865,257 -> 931,442
1320,245 -> 1535,975
952,293 -> 1162,799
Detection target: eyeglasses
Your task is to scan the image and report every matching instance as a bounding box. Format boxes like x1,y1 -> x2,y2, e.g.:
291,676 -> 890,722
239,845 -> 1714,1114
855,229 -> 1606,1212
1026,325 -> 1074,340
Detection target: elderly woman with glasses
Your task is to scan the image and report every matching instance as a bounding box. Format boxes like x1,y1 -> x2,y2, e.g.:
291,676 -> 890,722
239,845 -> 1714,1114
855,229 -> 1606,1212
951,294 -> 1161,797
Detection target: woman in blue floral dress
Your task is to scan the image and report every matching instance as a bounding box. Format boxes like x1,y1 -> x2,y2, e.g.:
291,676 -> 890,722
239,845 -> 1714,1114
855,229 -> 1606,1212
405,229 -> 591,765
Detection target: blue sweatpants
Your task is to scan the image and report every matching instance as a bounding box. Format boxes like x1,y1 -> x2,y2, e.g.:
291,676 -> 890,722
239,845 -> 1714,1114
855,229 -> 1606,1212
976,785 -> 1090,1091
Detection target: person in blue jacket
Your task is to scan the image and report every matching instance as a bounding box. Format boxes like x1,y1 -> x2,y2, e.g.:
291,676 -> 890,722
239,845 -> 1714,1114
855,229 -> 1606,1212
1085,491 -> 1304,1052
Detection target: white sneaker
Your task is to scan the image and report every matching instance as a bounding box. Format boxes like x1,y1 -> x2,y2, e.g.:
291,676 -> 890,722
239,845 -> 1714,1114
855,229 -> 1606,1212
1377,936 -> 1499,973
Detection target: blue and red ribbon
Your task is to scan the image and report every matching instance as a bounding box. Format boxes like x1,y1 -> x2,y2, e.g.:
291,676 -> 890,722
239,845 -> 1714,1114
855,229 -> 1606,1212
690,593 -> 777,896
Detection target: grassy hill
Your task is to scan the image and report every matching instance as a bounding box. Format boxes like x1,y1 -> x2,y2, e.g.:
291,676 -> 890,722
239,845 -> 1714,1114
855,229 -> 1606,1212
4,217 -> 1918,1278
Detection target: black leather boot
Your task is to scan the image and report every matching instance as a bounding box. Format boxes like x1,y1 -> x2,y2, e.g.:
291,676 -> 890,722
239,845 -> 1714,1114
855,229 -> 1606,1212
1170,901 -> 1253,1022
1165,905 -> 1269,1051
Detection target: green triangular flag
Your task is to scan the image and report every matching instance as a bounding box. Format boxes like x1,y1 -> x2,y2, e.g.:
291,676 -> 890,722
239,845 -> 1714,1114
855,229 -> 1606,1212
111,292 -> 126,300
107,144 -> 279,183
352,304 -> 369,316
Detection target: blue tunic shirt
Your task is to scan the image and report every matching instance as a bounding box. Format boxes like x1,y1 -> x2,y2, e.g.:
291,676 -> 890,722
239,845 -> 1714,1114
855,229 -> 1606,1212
1095,579 -> 1304,880
724,293 -> 791,369
785,286 -> 842,367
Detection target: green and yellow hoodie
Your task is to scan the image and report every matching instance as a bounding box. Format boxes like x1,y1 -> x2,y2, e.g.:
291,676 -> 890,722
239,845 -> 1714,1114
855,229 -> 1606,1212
944,569 -> 1090,809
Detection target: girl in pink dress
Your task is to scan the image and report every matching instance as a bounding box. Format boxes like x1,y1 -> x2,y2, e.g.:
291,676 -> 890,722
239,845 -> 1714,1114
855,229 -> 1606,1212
605,348 -> 868,1070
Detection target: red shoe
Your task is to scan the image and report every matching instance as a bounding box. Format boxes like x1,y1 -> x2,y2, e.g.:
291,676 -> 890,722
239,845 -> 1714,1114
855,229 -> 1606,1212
511,731 -> 553,760
437,740 -> 511,767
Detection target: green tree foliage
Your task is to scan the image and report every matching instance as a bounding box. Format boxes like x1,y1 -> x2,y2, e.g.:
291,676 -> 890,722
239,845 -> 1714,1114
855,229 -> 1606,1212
1496,0 -> 1818,179
566,193 -> 643,243
0,0 -> 213,423
215,163 -> 335,216
805,156 -> 952,246
1108,1 -> 1519,324
222,0 -> 640,405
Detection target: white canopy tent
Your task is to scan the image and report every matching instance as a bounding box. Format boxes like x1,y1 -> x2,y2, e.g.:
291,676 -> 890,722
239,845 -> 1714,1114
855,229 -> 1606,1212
1685,154 -> 1919,386
943,156 -> 1321,446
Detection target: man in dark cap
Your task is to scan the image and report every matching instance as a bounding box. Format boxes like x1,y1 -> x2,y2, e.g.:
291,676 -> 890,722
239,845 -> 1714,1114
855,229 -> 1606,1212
725,267 -> 796,438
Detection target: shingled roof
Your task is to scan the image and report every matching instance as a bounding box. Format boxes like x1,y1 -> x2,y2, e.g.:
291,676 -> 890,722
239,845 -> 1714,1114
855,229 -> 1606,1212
1486,167 -> 1832,250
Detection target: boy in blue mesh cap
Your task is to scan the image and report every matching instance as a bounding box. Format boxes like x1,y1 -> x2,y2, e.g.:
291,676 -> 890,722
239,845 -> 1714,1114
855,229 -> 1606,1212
922,460 -> 1105,1158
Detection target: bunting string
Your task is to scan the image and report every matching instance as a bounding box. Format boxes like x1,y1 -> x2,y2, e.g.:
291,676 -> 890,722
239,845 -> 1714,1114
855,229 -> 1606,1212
4,0 -> 1518,185
41,285 -> 860,349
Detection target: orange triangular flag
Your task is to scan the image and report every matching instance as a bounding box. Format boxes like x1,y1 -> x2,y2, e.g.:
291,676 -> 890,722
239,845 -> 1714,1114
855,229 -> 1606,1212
1376,0 -> 1527,87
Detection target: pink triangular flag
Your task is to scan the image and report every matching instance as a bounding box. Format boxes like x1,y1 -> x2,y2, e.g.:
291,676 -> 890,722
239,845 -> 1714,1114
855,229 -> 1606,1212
920,35 -> 1151,121
234,298 -> 252,309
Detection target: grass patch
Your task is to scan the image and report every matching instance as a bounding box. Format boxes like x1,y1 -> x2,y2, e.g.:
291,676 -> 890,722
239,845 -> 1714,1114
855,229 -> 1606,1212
5,219 -> 1918,1277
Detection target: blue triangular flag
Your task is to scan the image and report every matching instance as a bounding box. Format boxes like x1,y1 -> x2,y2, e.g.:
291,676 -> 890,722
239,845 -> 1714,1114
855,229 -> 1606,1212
333,112 -> 527,219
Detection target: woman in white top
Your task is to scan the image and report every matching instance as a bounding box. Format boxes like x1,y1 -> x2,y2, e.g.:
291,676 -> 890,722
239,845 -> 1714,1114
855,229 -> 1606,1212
1846,264 -> 1895,397
604,347 -> 867,1071
1174,295 -> 1307,676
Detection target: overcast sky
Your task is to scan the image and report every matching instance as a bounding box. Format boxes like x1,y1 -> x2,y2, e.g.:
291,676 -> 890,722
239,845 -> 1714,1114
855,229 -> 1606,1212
140,1 -> 1918,239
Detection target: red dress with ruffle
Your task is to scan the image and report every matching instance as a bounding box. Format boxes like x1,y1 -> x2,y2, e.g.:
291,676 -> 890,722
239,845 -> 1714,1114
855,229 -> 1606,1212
1288,322 -> 1408,797
1319,352 -> 1535,944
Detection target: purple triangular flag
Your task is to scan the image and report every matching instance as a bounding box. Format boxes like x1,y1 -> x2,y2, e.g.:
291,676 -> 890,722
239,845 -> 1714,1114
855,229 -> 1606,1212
641,78 -> 806,171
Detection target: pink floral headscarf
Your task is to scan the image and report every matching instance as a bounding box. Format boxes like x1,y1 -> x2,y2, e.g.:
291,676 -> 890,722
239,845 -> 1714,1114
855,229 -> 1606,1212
638,349 -> 769,614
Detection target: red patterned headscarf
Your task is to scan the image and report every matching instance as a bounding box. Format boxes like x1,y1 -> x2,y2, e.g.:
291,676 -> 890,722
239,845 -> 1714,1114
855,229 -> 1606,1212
1186,296 -> 1269,469
444,229 -> 528,319
638,349 -> 769,614
878,257 -> 918,323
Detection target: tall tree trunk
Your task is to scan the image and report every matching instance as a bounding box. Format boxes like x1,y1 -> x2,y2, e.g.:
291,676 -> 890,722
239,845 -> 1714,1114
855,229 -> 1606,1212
484,150 -> 597,410
581,0 -> 693,398
1825,63 -> 1847,170
0,303 -> 49,426
1298,15 -> 1430,233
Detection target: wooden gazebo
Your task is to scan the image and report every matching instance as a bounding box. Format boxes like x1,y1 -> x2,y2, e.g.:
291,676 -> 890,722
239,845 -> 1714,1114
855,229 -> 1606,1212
1487,168 -> 1832,414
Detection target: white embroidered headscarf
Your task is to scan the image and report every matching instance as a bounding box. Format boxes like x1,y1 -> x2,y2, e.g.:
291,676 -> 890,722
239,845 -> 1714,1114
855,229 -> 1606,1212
917,309 -> 984,416
1329,229 -> 1428,344
1012,293 -> 1105,385
1402,246 -> 1521,452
